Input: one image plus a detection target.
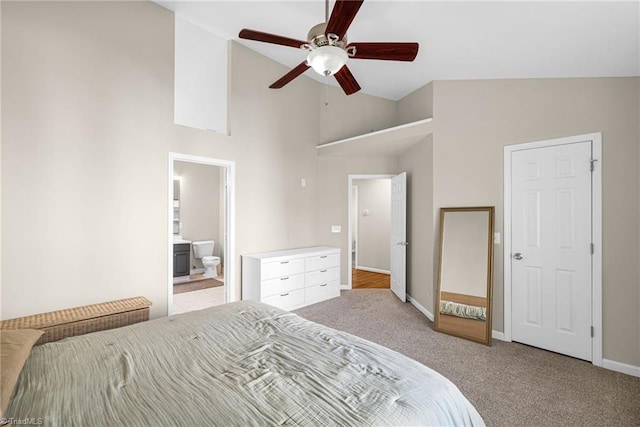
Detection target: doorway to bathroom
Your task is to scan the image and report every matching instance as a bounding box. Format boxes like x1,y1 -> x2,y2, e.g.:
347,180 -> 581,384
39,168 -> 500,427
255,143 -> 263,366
168,153 -> 235,316
348,175 -> 394,290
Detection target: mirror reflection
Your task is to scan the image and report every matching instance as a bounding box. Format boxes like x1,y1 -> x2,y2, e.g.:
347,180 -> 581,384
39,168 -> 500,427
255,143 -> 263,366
173,178 -> 180,235
435,207 -> 494,345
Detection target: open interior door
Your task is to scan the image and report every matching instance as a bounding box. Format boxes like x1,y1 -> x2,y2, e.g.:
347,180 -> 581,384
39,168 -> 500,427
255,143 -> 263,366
390,172 -> 407,301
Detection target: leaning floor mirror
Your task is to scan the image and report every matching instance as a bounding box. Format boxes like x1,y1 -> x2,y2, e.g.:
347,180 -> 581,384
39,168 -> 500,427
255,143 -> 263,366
435,207 -> 494,345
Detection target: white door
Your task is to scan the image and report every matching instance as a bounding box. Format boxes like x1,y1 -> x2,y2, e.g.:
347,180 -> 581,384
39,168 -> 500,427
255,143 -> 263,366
511,141 -> 592,361
390,172 -> 407,302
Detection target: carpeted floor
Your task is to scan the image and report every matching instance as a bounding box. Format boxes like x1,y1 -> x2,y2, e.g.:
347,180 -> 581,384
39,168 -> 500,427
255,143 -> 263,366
294,290 -> 640,427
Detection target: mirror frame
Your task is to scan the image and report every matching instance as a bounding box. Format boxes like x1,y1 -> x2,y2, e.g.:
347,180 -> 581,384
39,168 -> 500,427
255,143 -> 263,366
434,206 -> 494,345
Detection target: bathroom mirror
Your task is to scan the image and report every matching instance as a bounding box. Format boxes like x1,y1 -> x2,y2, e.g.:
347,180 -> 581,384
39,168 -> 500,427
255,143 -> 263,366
173,179 -> 180,235
435,207 -> 494,345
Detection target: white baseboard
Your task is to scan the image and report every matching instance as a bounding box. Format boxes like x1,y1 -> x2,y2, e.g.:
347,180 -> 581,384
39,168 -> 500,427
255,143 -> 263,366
492,330 -> 506,341
406,294 -> 434,322
355,266 -> 390,275
340,284 -> 350,290
602,358 -> 640,378
190,268 -> 204,274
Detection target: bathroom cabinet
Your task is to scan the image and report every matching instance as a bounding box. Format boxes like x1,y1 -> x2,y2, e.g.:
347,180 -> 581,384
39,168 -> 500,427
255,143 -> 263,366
242,247 -> 341,311
173,243 -> 191,278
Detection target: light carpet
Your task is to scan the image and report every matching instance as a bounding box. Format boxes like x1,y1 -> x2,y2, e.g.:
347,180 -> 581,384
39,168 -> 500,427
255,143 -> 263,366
294,289 -> 640,426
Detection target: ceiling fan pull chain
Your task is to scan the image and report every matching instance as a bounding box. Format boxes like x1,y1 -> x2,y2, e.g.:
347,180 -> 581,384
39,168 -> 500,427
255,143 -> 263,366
324,75 -> 330,108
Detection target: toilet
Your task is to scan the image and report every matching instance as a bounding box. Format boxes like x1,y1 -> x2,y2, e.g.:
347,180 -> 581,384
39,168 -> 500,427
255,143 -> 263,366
192,240 -> 220,278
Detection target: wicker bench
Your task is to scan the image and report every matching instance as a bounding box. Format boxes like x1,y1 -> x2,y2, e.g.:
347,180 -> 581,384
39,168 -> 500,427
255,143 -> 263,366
0,297 -> 152,345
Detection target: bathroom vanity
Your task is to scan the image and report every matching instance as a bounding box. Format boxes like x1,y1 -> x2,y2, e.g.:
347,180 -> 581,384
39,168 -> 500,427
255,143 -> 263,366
242,246 -> 341,311
173,243 -> 191,278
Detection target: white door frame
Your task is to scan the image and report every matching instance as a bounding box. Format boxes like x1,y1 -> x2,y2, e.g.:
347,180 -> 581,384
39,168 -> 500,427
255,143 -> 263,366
503,132 -> 602,366
346,174 -> 395,289
167,152 -> 236,316
352,185 -> 359,269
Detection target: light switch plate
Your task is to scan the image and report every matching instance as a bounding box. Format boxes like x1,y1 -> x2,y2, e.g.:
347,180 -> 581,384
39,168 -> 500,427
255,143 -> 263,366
494,232 -> 501,244
301,178 -> 306,188
331,225 -> 341,233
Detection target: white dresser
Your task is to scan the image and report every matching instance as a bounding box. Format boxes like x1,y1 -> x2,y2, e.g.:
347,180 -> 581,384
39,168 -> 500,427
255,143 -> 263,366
242,246 -> 341,311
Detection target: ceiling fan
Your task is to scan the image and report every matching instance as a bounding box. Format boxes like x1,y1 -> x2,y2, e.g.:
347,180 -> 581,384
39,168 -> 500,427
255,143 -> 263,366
238,0 -> 419,96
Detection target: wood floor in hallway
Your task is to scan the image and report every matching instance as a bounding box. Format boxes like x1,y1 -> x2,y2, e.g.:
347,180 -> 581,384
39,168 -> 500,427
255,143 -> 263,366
352,269 -> 390,289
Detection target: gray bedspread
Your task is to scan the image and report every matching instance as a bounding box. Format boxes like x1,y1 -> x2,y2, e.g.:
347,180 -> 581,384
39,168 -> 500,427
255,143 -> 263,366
7,301 -> 484,426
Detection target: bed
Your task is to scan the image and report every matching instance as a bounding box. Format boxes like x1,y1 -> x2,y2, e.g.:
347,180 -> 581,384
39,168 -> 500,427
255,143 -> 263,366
3,300 -> 484,426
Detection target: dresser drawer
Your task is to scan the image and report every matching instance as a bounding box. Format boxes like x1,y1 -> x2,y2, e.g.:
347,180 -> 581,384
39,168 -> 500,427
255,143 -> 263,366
305,281 -> 340,306
261,273 -> 304,298
306,253 -> 340,272
262,288 -> 305,311
305,267 -> 340,287
261,257 -> 305,280
173,243 -> 191,253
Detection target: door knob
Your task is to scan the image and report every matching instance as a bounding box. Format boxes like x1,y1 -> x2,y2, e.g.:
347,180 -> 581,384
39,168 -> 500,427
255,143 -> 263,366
513,252 -> 523,260
397,241 -> 409,246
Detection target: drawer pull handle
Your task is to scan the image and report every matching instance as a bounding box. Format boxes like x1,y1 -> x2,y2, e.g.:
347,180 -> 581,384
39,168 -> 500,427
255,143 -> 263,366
280,277 -> 289,281
320,256 -> 327,259
320,269 -> 327,273
320,283 -> 328,287
280,293 -> 289,297
280,261 -> 289,264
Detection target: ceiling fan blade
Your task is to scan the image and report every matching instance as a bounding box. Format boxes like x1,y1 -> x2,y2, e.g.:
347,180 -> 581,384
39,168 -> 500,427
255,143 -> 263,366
334,65 -> 361,95
269,62 -> 311,89
347,42 -> 419,61
326,0 -> 364,40
239,28 -> 307,49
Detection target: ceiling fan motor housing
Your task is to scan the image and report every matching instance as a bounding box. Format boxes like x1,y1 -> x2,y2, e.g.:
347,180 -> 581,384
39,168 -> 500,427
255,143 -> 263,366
306,23 -> 347,49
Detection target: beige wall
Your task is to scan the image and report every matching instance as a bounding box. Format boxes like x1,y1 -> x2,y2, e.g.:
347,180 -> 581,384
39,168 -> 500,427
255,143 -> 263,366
432,78 -> 640,366
396,138 -> 433,310
1,1 -> 321,319
396,83 -> 433,125
353,179 -> 391,272
3,1 -> 177,319
319,86 -> 397,144
317,156 -> 398,285
173,161 -> 221,269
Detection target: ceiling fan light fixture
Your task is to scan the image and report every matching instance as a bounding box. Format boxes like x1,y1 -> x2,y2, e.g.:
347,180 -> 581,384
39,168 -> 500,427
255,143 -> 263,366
239,0 -> 418,95
306,45 -> 348,76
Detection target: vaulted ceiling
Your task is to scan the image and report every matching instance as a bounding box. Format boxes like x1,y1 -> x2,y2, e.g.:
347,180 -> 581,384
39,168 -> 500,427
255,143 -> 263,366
156,1 -> 640,101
